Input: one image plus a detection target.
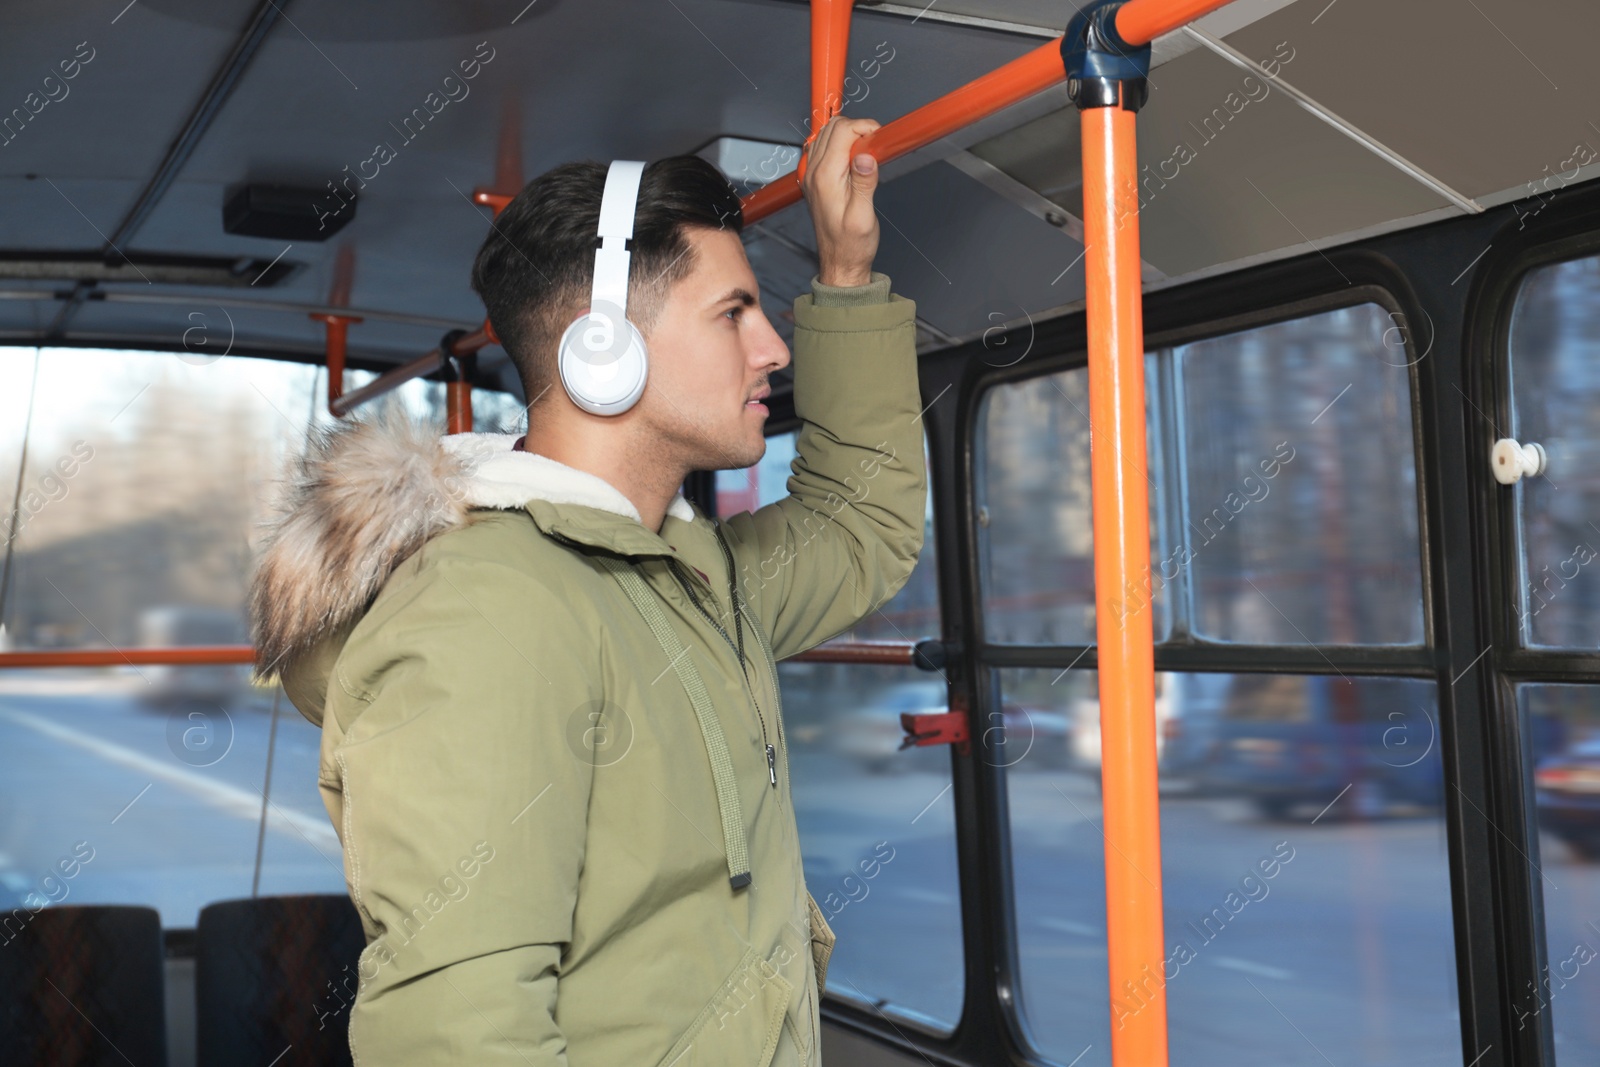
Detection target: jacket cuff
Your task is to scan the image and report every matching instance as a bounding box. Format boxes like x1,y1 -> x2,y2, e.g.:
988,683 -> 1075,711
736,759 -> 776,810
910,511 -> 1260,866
809,271 -> 891,307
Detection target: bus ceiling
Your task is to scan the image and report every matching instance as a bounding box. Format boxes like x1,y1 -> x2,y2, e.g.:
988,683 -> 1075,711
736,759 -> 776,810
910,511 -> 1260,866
1,0 -> 1587,379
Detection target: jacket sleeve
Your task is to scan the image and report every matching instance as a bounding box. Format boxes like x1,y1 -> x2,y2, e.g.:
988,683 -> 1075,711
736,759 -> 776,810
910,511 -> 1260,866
326,554 -> 596,1065
723,272 -> 927,660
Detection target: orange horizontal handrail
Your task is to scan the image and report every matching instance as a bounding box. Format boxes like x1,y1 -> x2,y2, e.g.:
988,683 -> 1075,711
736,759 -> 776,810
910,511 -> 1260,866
742,36 -> 1069,224
0,646 -> 256,669
1115,0 -> 1235,47
330,324 -> 494,418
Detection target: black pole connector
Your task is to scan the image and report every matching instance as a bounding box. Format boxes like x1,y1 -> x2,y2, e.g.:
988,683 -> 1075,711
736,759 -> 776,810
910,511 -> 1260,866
436,329 -> 472,381
1061,0 -> 1152,112
913,638 -> 951,673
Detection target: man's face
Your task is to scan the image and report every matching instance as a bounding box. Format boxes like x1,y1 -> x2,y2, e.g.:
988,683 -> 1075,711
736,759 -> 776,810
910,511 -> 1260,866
639,226 -> 790,472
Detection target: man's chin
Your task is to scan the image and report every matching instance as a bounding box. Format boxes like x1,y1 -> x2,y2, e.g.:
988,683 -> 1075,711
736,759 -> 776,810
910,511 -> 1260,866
709,433 -> 766,473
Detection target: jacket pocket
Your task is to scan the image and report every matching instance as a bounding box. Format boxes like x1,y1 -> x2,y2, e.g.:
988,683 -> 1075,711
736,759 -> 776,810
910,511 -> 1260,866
656,946 -> 793,1067
806,891 -> 836,995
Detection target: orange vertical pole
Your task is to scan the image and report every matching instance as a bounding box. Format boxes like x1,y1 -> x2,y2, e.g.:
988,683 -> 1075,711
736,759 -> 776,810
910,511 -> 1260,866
1082,85 -> 1168,1067
312,315 -> 352,409
447,379 -> 472,434
810,0 -> 853,136
791,0 -> 855,191
312,245 -> 360,414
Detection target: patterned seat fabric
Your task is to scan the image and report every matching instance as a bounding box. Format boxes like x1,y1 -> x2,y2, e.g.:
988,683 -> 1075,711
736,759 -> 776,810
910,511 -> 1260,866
0,904 -> 169,1067
196,895 -> 365,1067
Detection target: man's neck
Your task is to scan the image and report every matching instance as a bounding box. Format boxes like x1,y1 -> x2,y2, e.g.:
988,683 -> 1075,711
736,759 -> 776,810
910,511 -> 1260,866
520,424 -> 685,532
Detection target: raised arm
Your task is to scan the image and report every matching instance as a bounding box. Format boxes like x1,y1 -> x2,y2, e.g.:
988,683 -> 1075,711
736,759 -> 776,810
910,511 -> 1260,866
325,554 -> 596,1064
721,116 -> 928,659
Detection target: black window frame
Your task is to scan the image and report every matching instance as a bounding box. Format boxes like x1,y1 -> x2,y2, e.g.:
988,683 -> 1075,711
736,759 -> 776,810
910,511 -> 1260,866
781,180 -> 1600,1067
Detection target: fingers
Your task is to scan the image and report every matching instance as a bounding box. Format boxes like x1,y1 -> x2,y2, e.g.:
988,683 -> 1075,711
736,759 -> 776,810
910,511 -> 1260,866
806,115 -> 880,191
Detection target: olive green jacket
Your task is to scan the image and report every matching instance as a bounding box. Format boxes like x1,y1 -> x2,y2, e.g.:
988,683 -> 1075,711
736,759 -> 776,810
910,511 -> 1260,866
255,274 -> 925,1066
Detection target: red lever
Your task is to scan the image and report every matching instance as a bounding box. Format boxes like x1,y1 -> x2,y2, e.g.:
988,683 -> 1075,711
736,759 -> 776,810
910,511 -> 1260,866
899,710 -> 969,754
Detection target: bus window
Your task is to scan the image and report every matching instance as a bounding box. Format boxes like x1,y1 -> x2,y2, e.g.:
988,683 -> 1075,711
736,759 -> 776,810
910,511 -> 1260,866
0,347 -> 530,930
977,357 -> 1167,645
1507,250 -> 1600,1065
1000,668 -> 1456,1067
1178,303 -> 1424,646
1507,254 -> 1600,648
746,429 -> 963,1032
1519,685 -> 1600,1061
0,348 -> 346,926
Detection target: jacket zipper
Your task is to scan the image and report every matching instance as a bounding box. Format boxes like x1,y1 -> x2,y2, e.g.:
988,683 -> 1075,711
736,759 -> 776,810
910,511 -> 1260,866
550,528 -> 782,792
666,556 -> 779,790
710,526 -> 788,793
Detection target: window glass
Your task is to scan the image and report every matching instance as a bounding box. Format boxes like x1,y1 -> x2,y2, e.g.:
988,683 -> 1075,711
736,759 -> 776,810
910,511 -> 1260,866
752,429 -> 961,1027
778,661 -> 962,1029
0,348 -> 317,652
0,349 -> 526,654
340,367 -> 528,435
1508,255 -> 1600,648
0,348 -> 525,931
1002,668 -> 1458,1066
0,673 -> 342,928
977,359 -> 1166,645
1179,304 -> 1423,645
1519,683 -> 1600,1062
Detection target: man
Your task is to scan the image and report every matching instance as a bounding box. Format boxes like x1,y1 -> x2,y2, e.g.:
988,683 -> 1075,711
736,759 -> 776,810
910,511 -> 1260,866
249,114 -> 925,1065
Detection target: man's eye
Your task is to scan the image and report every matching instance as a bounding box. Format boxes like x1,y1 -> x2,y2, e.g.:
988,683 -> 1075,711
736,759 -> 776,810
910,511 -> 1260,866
724,306 -> 743,322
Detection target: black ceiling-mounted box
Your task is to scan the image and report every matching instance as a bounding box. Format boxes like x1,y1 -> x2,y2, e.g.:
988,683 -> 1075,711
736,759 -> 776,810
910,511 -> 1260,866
223,183 -> 355,241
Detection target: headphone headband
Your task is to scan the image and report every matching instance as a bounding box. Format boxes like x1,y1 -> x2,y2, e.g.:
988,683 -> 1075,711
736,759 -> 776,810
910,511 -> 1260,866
591,160 -> 645,317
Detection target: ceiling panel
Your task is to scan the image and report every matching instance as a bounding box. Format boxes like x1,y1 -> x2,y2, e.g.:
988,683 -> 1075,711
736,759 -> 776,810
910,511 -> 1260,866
970,43 -> 1454,279
869,159 -> 1088,339
1224,0 -> 1600,203
0,0 -> 257,249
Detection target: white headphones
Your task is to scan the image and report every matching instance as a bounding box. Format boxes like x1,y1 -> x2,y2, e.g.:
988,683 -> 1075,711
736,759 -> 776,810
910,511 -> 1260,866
558,160 -> 650,416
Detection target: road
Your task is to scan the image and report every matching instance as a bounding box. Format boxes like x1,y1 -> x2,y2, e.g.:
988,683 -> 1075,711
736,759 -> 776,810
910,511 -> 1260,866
791,753 -> 1600,1067
2,675 -> 1598,1067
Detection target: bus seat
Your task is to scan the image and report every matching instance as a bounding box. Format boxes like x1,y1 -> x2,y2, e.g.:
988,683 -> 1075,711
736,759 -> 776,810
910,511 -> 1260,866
0,904 -> 169,1067
195,895 -> 363,1067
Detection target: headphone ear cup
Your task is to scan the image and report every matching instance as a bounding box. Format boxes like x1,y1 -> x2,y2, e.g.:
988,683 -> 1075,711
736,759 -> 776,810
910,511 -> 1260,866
558,310 -> 649,416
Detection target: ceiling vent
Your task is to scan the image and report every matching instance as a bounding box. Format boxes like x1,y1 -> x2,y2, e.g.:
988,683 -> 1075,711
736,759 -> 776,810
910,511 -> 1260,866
223,182 -> 355,241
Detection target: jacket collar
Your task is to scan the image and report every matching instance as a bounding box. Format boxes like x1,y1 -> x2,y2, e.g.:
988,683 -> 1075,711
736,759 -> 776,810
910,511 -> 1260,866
443,433 -> 698,558
250,413 -> 710,682
443,432 -> 695,522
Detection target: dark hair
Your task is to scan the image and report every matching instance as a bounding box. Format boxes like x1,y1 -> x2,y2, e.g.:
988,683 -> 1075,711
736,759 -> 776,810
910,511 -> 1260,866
470,156 -> 743,406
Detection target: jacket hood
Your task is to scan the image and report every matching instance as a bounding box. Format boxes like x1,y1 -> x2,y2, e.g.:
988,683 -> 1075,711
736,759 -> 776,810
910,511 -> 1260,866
248,407 -> 692,680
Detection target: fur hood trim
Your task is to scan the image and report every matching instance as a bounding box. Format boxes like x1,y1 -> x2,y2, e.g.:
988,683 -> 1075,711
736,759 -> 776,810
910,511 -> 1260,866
249,408 -> 692,677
